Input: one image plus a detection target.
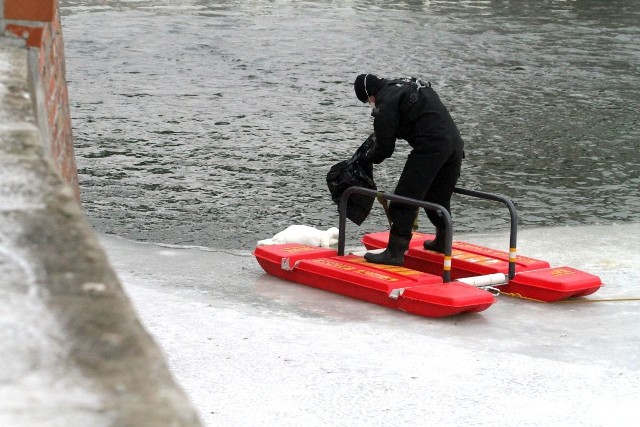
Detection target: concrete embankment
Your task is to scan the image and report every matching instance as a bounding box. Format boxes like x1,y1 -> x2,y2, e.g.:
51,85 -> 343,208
1,1 -> 202,425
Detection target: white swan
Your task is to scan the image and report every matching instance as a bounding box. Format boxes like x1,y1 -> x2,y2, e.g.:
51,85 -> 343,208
257,225 -> 339,248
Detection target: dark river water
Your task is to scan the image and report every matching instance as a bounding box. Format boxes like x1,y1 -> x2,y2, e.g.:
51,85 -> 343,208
59,0 -> 640,250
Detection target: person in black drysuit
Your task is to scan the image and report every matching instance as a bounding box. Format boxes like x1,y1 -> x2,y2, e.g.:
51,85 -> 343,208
353,73 -> 464,266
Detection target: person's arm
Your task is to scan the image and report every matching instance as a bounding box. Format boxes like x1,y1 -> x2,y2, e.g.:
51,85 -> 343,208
369,103 -> 398,164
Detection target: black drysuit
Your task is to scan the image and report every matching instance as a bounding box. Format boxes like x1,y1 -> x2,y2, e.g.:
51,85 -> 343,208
367,79 -> 464,239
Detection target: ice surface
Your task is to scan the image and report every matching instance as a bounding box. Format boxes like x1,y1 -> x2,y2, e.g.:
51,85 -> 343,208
102,223 -> 640,427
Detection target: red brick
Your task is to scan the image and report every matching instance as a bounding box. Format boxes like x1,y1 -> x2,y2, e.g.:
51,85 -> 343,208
4,0 -> 56,21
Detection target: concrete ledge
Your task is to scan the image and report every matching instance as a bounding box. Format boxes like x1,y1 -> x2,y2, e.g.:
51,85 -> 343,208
1,42 -> 202,426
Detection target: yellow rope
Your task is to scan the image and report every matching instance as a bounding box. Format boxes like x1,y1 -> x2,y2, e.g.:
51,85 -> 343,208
554,297 -> 640,304
499,292 -> 545,302
500,292 -> 640,304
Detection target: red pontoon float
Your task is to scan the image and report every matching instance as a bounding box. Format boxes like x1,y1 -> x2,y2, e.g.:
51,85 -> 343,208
254,187 -> 601,318
254,243 -> 495,317
362,231 -> 601,302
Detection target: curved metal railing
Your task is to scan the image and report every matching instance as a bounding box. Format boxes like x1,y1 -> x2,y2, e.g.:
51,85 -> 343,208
338,187 -> 454,282
337,186 -> 519,282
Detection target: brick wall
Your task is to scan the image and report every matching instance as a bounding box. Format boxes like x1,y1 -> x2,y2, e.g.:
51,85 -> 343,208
2,0 -> 80,202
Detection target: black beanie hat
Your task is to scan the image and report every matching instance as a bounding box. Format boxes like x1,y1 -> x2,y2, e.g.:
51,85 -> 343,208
354,74 -> 382,103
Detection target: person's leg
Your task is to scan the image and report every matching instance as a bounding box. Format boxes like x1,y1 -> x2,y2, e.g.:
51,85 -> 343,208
365,145 -> 448,266
390,148 -> 448,236
423,148 -> 463,252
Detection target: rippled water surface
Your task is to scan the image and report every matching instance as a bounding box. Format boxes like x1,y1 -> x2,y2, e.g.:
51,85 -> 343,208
60,0 -> 640,249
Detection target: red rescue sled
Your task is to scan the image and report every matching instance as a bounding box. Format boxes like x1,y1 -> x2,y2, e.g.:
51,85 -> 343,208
254,186 -> 602,318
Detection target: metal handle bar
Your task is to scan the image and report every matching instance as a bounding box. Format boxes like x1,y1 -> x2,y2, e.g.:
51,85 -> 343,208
338,186 -> 453,283
453,187 -> 518,279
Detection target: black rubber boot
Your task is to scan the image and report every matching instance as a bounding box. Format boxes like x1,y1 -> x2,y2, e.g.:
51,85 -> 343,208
423,228 -> 446,253
364,234 -> 411,266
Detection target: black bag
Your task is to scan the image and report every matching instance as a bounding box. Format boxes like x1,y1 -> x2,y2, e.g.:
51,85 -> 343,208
326,134 -> 377,225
